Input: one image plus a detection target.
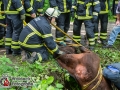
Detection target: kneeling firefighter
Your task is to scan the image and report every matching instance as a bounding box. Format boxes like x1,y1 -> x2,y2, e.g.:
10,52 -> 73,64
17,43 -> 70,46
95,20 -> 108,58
19,8 -> 64,64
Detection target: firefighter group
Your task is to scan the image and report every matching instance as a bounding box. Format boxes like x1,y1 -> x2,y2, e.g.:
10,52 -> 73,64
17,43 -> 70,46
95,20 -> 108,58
0,0 -> 120,63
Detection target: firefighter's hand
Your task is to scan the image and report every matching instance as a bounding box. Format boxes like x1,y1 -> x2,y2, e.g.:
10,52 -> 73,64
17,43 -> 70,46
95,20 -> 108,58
20,14 -> 26,20
53,50 -> 66,58
79,46 -> 90,53
40,14 -> 43,16
92,15 -> 98,23
31,13 -> 36,18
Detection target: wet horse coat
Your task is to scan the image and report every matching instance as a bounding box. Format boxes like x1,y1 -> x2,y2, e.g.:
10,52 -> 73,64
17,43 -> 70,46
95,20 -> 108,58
56,46 -> 112,90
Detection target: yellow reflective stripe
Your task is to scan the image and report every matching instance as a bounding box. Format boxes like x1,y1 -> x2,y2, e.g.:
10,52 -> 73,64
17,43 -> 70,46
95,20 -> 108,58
100,33 -> 107,35
93,12 -> 98,16
36,0 -> 42,1
105,0 -> 108,12
95,37 -> 98,39
37,53 -> 42,62
12,41 -> 19,44
89,38 -> 95,41
89,42 -> 95,45
27,23 -> 42,37
51,45 -> 58,53
95,33 -> 98,36
25,14 -> 31,16
4,11 -> 19,14
99,11 -> 108,14
77,1 -> 84,4
27,7 -> 33,12
100,36 -> 107,39
93,1 -> 100,5
0,1 -> 2,11
44,43 -> 58,53
0,39 -> 3,42
118,34 -> 120,37
19,41 -> 43,48
7,0 -> 11,11
115,1 -> 118,4
42,34 -> 52,38
63,0 -> 67,12
72,6 -> 77,10
73,39 -> 80,42
17,6 -> 24,11
86,3 -> 92,17
30,0 -> 34,6
61,10 -> 70,13
37,9 -> 43,12
0,42 -> 3,45
56,37 -> 64,41
24,32 -> 35,43
75,15 -> 92,20
11,45 -> 20,49
73,35 -> 80,38
99,1 -> 108,14
5,38 -> 12,41
5,43 -> 11,46
0,15 -> 5,19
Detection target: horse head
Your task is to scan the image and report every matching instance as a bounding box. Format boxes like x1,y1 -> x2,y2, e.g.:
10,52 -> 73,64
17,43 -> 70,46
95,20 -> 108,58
56,46 -> 112,90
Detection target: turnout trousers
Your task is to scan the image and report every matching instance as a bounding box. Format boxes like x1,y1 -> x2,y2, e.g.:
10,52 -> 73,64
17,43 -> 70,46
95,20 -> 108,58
56,13 -> 71,42
0,19 -> 5,46
73,18 -> 95,46
94,14 -> 108,41
5,15 -> 23,53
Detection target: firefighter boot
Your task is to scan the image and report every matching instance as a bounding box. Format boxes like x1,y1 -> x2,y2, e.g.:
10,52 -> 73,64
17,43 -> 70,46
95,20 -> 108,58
21,50 -> 28,61
101,39 -> 107,46
27,52 -> 37,64
6,49 -> 12,55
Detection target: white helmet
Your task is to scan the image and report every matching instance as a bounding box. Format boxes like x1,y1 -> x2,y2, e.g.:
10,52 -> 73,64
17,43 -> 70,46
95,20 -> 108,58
45,8 -> 61,18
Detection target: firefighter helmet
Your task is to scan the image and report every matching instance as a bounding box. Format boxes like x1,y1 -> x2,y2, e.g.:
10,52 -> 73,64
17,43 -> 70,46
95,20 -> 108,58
45,8 -> 61,18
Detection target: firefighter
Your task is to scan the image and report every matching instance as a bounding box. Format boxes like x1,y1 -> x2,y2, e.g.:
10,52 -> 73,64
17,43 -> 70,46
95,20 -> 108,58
112,0 -> 120,40
71,0 -> 100,50
0,0 -> 5,48
93,0 -> 110,45
19,8 -> 64,64
49,0 -> 72,46
24,0 -> 44,23
3,0 -> 26,55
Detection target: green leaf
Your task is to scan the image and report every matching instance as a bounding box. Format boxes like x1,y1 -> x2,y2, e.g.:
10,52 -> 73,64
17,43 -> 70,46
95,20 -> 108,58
47,86 -> 55,90
46,76 -> 54,85
55,83 -> 64,89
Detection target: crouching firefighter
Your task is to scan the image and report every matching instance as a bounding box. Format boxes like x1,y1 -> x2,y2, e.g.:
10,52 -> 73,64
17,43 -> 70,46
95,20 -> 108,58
19,8 -> 64,64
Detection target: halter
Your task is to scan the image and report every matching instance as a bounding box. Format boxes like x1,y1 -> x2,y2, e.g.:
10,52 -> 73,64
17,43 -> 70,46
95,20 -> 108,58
82,65 -> 103,90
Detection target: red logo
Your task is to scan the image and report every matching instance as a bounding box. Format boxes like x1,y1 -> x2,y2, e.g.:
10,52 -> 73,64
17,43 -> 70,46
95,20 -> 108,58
3,78 -> 10,86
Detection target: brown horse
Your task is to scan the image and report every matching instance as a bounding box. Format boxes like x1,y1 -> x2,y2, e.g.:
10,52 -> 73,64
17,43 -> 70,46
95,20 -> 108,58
55,46 -> 112,90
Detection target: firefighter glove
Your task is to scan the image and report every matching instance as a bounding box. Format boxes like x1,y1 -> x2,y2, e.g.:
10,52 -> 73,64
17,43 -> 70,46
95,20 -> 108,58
53,50 -> 66,58
20,14 -> 26,20
92,15 -> 98,23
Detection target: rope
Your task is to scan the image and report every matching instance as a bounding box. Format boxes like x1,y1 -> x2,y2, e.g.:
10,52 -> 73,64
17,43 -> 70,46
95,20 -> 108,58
82,65 -> 102,90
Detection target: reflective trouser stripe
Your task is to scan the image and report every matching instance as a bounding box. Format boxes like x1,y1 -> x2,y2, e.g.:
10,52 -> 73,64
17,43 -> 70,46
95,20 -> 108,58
37,53 -> 42,62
